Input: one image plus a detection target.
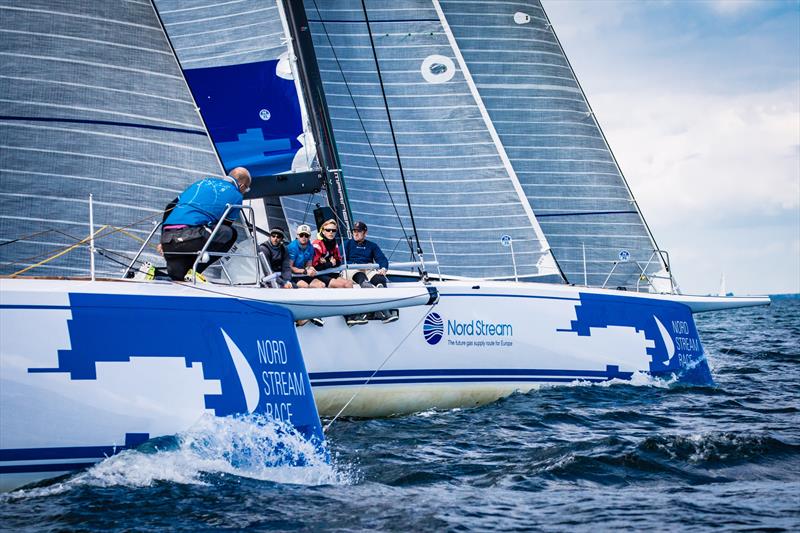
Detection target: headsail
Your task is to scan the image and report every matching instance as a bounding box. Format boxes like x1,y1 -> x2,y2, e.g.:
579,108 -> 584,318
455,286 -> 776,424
0,0 -> 221,277
436,0 -> 670,290
301,0 -> 561,280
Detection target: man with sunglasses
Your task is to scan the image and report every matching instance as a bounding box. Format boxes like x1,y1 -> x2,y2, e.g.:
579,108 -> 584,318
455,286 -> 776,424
287,224 -> 324,288
160,167 -> 251,281
257,227 -> 293,289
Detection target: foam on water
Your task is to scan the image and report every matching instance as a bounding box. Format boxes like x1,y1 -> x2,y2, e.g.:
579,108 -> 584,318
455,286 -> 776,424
557,370 -> 674,389
3,414 -> 354,500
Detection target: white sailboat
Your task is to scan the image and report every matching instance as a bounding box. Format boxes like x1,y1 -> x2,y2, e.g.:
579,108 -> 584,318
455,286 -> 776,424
0,0 -> 768,489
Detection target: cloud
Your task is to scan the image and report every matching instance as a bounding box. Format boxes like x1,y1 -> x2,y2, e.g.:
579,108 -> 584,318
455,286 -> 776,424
541,0 -> 800,293
594,84 -> 800,221
707,0 -> 763,15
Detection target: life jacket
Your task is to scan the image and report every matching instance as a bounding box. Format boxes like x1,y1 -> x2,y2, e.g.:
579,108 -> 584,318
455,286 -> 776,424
312,237 -> 341,270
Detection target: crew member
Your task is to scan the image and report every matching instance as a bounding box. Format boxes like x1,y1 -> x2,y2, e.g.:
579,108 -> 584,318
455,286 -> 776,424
160,167 -> 251,281
258,227 -> 293,288
344,221 -> 389,287
311,219 -> 352,289
287,224 -> 324,288
344,220 -> 398,324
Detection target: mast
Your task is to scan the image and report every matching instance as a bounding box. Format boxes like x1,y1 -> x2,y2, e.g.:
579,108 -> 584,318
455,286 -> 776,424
282,0 -> 353,237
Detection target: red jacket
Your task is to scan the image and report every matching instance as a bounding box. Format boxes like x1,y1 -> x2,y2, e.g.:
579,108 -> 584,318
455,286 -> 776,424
312,239 -> 342,270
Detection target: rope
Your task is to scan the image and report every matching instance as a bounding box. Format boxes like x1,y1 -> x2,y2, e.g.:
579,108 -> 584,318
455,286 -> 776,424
3,211 -> 165,276
9,225 -> 109,277
0,228 -> 56,248
323,299 -> 439,433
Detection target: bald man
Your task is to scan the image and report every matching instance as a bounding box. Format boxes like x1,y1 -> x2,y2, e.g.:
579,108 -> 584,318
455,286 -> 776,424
160,167 -> 252,281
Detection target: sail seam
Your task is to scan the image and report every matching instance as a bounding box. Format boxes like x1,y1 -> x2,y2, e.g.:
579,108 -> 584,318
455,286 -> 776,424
0,116 -> 206,136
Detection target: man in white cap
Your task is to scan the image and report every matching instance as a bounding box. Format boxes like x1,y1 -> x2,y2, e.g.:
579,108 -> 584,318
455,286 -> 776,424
287,223 -> 324,289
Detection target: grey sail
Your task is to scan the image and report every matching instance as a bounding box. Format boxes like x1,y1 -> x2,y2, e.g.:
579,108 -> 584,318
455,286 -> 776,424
436,0 -> 670,290
0,0 -> 221,277
300,0 -> 561,280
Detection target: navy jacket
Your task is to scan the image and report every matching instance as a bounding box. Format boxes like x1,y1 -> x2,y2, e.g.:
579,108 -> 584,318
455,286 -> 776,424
258,241 -> 292,283
344,238 -> 388,270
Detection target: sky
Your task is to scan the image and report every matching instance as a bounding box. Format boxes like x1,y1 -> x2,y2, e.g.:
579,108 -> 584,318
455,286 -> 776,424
542,0 -> 800,295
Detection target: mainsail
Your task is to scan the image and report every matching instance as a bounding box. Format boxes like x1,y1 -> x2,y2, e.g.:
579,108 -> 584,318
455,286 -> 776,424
301,0 -> 561,280
0,0 -> 222,277
296,0 -> 670,289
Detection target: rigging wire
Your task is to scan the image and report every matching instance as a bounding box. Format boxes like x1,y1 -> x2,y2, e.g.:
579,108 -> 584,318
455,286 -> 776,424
323,298 -> 439,433
357,0 -> 424,258
310,0 -> 416,259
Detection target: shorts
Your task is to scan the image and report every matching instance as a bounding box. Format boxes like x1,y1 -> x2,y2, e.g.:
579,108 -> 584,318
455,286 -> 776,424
316,273 -> 339,287
343,268 -> 380,281
294,275 -> 316,285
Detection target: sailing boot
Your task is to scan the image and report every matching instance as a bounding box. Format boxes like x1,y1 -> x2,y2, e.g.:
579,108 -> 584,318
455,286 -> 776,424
382,309 -> 399,324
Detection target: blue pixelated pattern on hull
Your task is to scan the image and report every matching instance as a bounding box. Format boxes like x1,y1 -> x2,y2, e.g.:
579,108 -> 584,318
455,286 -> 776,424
28,293 -> 324,443
565,292 -> 713,385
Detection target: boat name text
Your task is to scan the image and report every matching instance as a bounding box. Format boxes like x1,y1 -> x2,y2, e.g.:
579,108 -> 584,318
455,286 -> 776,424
256,338 -> 307,422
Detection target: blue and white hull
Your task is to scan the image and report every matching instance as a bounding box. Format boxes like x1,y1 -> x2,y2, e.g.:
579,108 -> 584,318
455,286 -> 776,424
0,278 -> 435,491
301,281 -> 767,417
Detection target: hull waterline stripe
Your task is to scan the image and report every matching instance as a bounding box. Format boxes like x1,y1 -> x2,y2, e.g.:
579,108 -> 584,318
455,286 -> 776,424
0,305 -> 71,310
309,367 -> 627,380
311,376 -> 611,387
0,462 -> 97,474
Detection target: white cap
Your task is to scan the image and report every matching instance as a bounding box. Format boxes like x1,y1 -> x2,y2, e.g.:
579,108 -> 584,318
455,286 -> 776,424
296,224 -> 312,236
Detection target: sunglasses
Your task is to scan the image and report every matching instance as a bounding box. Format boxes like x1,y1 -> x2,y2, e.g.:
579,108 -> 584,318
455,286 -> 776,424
270,233 -> 284,239
298,233 -> 310,238
322,228 -> 337,233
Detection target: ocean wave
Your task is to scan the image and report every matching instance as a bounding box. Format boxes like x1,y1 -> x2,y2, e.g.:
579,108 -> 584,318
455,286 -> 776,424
3,414 -> 353,500
639,432 -> 800,465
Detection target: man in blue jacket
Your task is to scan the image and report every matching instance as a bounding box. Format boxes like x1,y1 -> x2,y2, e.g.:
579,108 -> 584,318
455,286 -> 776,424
344,221 -> 398,324
160,167 -> 251,281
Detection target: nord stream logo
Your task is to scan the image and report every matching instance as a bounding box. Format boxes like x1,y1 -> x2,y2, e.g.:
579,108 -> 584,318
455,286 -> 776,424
423,312 -> 444,345
424,313 -> 513,346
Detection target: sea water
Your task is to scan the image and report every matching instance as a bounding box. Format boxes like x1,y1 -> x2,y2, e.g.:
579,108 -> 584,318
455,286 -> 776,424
1,299 -> 798,530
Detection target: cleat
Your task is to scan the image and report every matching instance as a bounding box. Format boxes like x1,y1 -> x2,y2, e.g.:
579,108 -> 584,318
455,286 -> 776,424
382,309 -> 399,324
